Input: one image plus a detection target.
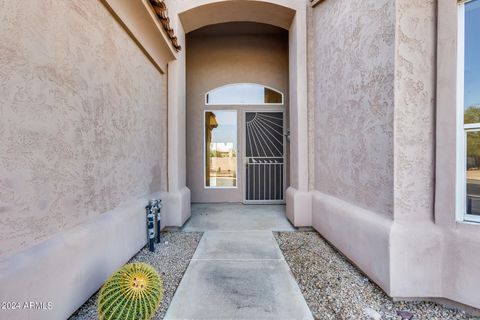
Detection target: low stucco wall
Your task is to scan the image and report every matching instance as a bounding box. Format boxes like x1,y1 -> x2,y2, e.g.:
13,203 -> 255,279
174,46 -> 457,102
0,0 -> 168,257
0,195 -> 154,320
311,191 -> 392,290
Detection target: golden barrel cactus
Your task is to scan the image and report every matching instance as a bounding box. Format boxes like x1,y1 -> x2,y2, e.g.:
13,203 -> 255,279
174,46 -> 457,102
97,262 -> 164,320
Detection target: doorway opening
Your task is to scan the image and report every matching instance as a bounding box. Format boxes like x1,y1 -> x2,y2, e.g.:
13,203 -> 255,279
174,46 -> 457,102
186,22 -> 289,204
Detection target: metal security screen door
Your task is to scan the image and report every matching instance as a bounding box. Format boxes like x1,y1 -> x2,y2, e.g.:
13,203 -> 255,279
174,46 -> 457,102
245,111 -> 285,203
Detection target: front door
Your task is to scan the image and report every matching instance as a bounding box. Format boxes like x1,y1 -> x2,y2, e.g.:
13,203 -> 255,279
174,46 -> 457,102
244,111 -> 285,203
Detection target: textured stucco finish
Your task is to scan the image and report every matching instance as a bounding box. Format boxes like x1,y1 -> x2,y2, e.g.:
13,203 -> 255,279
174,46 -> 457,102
304,0 -> 396,291
0,0 -> 478,314
0,197 -> 152,320
393,0 -> 436,222
309,0 -> 480,311
390,0 -> 440,297
165,0 -> 301,31
0,0 -> 168,256
167,0 -> 309,220
432,0 -> 480,310
392,0 -> 480,311
312,0 -> 395,216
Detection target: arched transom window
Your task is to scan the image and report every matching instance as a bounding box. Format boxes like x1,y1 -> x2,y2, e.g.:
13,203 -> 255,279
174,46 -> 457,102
205,83 -> 284,105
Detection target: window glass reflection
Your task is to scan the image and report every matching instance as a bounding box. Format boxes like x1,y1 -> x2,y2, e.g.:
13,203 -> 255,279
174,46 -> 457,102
206,83 -> 283,105
205,111 -> 237,188
464,0 -> 480,124
466,131 -> 480,216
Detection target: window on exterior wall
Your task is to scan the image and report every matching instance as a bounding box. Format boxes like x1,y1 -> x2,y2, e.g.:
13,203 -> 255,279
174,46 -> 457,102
205,83 -> 283,105
458,0 -> 480,222
204,110 -> 237,188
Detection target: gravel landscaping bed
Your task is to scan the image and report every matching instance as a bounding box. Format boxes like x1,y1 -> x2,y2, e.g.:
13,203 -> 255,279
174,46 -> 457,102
69,231 -> 202,320
275,231 -> 476,320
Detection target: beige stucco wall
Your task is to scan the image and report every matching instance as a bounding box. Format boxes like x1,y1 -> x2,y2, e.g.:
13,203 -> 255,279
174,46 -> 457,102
389,0 -> 439,296
186,24 -> 289,203
311,0 -> 395,217
165,0 -> 300,32
310,0 -> 480,311
1,0 -> 476,314
391,0 -> 480,311
308,0 -> 397,289
397,0 -> 480,310
0,0 -> 168,257
393,0 -> 436,223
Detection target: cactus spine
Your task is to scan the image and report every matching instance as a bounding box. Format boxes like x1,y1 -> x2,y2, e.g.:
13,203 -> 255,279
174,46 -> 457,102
97,263 -> 163,320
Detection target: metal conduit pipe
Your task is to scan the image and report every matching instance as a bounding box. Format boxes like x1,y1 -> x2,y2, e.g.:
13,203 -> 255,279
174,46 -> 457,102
146,200 -> 156,252
156,199 -> 162,244
146,199 -> 163,252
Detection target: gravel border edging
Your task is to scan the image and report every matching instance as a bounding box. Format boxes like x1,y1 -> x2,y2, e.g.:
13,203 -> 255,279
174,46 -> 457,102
69,231 -> 203,320
275,231 -> 474,320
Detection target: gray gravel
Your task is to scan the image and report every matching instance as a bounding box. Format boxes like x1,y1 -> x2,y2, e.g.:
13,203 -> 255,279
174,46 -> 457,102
69,231 -> 202,320
275,231 -> 476,320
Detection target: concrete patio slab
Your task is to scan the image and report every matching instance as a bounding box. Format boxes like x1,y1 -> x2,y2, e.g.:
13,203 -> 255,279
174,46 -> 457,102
183,203 -> 294,232
192,231 -> 283,260
164,259 -> 313,320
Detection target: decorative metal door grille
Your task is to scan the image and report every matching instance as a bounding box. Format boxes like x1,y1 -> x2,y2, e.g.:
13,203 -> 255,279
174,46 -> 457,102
245,112 -> 284,202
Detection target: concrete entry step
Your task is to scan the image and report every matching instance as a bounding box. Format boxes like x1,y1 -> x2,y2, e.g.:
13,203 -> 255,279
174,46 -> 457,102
183,203 -> 294,232
165,230 -> 313,320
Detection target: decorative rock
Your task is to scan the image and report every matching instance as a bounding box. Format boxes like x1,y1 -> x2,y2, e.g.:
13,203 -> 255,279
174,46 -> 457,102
364,307 -> 382,320
70,231 -> 202,320
397,310 -> 414,320
274,232 -> 474,320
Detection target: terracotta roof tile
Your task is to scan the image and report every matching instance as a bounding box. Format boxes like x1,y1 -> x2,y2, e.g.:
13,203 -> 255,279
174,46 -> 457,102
150,0 -> 181,52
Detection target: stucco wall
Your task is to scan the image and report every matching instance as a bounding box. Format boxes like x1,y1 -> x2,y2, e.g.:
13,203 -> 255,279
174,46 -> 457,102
310,0 -> 480,310
0,0 -> 168,257
186,23 -> 289,203
308,0 -> 396,294
393,0 -> 436,223
389,0 -> 439,294
312,0 -> 395,216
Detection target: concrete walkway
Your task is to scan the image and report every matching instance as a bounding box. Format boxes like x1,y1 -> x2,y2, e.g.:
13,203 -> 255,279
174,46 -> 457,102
164,204 -> 313,320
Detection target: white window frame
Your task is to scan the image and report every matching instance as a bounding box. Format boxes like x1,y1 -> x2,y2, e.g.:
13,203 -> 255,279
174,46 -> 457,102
203,110 -> 238,189
456,0 -> 480,223
205,83 -> 284,106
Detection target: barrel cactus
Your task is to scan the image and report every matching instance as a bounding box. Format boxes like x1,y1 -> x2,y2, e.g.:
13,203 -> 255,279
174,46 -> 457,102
97,262 -> 164,320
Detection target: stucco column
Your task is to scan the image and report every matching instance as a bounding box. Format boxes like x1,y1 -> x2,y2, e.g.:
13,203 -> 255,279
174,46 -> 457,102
286,6 -> 312,227
165,21 -> 191,227
389,0 -> 443,299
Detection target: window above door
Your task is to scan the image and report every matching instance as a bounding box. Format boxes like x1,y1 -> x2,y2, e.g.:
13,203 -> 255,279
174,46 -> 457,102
205,83 -> 284,105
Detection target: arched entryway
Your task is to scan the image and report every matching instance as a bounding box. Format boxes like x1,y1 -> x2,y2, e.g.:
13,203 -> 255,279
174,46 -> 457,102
186,22 -> 289,204
165,0 -> 311,227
